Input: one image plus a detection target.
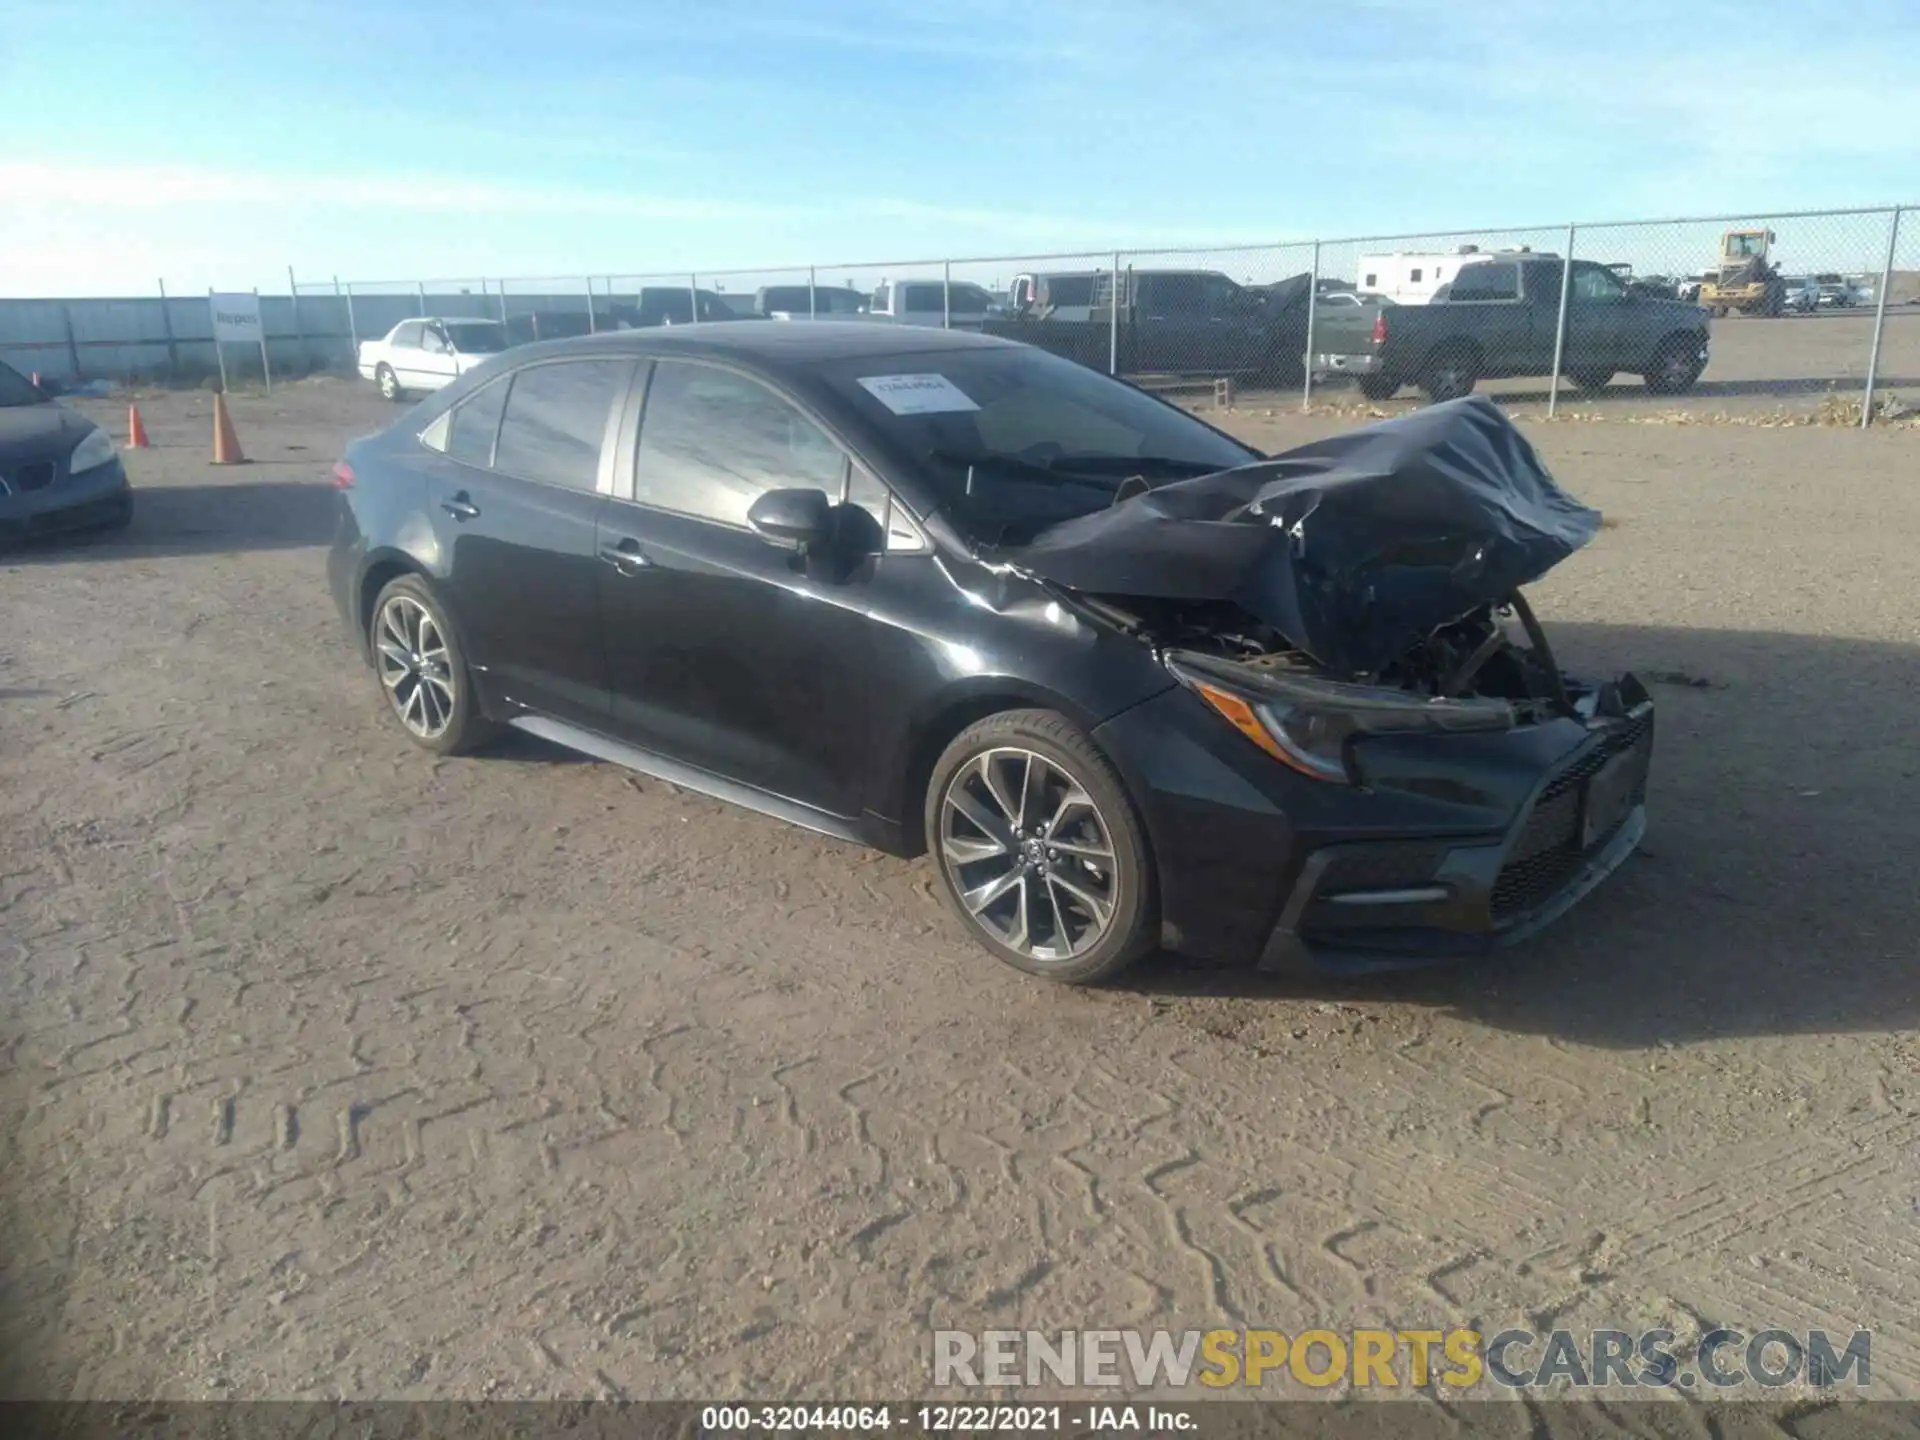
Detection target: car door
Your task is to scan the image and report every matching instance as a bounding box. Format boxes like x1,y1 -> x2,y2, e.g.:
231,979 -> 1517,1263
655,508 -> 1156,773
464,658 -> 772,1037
1561,262 -> 1635,373
596,358 -> 904,819
1439,262 -> 1533,377
416,324 -> 461,390
421,357 -> 633,726
1133,274 -> 1211,373
387,321 -> 432,389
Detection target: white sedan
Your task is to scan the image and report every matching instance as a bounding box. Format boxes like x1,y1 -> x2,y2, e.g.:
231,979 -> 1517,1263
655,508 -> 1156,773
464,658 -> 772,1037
357,318 -> 510,401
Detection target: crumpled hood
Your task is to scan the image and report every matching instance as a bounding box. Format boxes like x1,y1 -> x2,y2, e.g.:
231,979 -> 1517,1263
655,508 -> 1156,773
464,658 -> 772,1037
0,402 -> 95,466
996,396 -> 1601,677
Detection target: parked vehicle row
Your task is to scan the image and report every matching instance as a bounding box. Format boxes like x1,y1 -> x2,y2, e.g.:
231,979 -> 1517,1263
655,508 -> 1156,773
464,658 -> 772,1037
1312,255 -> 1711,401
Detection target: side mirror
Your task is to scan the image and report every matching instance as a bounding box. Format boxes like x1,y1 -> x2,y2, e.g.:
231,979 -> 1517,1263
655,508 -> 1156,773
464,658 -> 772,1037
747,487 -> 836,552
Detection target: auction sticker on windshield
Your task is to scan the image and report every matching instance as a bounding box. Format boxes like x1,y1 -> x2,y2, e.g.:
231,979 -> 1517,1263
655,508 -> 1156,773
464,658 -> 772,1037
857,373 -> 980,415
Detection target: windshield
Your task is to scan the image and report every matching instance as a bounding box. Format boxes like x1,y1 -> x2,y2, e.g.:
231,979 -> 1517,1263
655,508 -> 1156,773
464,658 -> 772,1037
0,361 -> 48,407
822,346 -> 1258,544
443,323 -> 509,354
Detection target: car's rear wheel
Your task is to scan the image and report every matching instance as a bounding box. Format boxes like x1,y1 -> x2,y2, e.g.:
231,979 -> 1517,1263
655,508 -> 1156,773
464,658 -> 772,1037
1420,346 -> 1480,402
369,575 -> 492,754
1357,374 -> 1400,401
376,364 -> 403,402
1568,368 -> 1614,394
926,710 -> 1156,985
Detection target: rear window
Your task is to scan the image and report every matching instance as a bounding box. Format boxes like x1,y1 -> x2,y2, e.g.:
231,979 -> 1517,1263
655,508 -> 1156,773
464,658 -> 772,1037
492,359 -> 627,491
1447,263 -> 1520,301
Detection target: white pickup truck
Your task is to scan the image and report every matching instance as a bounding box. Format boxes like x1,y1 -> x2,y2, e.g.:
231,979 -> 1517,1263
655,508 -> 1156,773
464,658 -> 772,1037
357,318 -> 511,401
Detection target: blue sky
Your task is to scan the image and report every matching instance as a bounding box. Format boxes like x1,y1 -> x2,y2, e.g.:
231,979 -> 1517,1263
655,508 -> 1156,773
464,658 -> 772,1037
4,0 -> 1917,296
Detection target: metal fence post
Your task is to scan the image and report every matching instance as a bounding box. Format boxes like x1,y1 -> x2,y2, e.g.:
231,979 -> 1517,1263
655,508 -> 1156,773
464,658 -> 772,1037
1546,223 -> 1577,418
1109,250 -> 1122,375
158,277 -> 178,384
256,286 -> 272,393
688,273 -> 699,324
586,276 -> 597,334
209,287 -> 229,394
1861,206 -> 1902,428
61,305 -> 82,381
943,260 -> 952,330
416,281 -> 428,318
1302,240 -> 1320,412
808,266 -> 817,318
287,265 -> 305,367
497,281 -> 508,325
344,281 -> 359,356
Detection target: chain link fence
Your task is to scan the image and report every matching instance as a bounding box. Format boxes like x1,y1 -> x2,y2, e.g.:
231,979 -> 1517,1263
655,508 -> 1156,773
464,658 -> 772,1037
9,205 -> 1917,425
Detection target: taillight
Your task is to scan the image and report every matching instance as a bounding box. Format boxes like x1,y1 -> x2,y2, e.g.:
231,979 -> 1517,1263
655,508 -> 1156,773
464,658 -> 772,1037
331,460 -> 355,489
1371,311 -> 1388,344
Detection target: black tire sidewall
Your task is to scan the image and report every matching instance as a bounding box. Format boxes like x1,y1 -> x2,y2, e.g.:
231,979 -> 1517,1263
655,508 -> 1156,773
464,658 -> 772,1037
924,708 -> 1157,985
377,365 -> 402,401
369,574 -> 487,755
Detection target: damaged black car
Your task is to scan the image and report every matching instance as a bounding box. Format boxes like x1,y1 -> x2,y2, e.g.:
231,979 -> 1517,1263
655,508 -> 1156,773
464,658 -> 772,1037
327,325 -> 1652,984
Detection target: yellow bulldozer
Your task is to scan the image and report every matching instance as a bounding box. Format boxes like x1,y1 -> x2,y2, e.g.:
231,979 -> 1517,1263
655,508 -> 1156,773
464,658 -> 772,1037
1699,228 -> 1786,317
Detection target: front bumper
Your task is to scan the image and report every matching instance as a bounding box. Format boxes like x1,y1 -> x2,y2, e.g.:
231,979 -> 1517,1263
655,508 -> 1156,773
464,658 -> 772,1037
0,457 -> 130,540
1093,680 -> 1655,974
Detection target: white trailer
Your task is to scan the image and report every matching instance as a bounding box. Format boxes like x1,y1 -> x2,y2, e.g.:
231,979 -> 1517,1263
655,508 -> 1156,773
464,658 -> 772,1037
1355,246 -> 1551,305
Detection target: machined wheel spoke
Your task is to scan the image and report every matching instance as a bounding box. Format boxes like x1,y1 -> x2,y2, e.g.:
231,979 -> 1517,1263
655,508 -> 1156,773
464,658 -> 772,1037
1046,869 -> 1113,929
945,787 -> 1013,853
976,754 -> 1024,830
962,866 -> 1025,917
943,832 -> 1008,864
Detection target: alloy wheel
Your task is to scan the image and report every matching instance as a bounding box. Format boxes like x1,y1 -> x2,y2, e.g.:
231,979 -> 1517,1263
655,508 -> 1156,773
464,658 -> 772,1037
938,747 -> 1119,962
375,595 -> 456,739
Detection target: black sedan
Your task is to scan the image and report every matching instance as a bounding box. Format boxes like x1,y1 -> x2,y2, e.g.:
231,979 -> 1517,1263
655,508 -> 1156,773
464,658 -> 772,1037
327,325 -> 1653,984
0,362 -> 132,542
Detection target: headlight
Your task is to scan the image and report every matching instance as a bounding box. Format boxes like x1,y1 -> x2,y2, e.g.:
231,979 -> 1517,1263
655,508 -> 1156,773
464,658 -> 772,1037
67,427 -> 117,474
1167,651 -> 1515,784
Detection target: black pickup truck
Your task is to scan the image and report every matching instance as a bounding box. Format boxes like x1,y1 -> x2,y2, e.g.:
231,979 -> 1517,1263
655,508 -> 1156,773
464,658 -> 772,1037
1313,256 -> 1712,401
984,269 -> 1312,384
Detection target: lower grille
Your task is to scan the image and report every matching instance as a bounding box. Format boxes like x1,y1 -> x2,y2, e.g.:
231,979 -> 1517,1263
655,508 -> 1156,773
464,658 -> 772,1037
8,461 -> 56,493
1491,715 -> 1651,922
1317,847 -> 1443,895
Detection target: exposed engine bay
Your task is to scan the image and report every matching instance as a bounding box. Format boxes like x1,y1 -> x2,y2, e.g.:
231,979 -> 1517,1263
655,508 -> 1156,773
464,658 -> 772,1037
1070,588 -> 1617,727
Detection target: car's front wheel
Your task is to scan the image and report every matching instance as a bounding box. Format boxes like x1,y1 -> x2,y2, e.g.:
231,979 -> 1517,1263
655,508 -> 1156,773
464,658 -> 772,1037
376,364 -> 403,402
1357,374 -> 1400,401
925,709 -> 1157,985
369,575 -> 492,754
1643,338 -> 1706,395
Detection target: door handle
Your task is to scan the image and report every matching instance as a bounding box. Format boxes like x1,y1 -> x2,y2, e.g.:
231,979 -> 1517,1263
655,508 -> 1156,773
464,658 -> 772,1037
599,538 -> 653,574
441,493 -> 481,521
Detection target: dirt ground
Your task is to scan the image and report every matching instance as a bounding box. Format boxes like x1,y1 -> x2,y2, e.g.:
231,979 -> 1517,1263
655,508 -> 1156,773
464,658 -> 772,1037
2,377 -> 1917,1412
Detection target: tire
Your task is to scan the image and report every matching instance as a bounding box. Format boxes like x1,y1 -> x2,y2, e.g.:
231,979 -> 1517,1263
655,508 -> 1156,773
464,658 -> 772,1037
375,363 -> 404,402
1643,337 -> 1706,396
1419,346 -> 1480,403
367,574 -> 495,755
1357,374 -> 1400,401
1568,369 -> 1615,394
924,709 -> 1157,986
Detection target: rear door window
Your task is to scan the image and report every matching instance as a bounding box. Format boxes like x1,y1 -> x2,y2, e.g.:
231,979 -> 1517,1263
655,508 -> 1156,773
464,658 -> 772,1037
491,359 -> 628,491
444,376 -> 510,468
633,361 -> 848,527
392,321 -> 425,348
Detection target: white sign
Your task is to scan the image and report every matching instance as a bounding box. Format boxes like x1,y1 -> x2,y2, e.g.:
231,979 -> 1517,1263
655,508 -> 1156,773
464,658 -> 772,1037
856,373 -> 979,415
209,293 -> 263,344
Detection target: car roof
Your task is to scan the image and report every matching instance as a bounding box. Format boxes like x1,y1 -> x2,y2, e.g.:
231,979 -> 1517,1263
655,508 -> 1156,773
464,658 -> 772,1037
500,322 -> 1024,371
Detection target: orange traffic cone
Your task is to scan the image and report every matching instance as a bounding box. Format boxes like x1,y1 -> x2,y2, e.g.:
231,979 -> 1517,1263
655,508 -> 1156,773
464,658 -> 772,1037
212,392 -> 246,465
127,404 -> 151,448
